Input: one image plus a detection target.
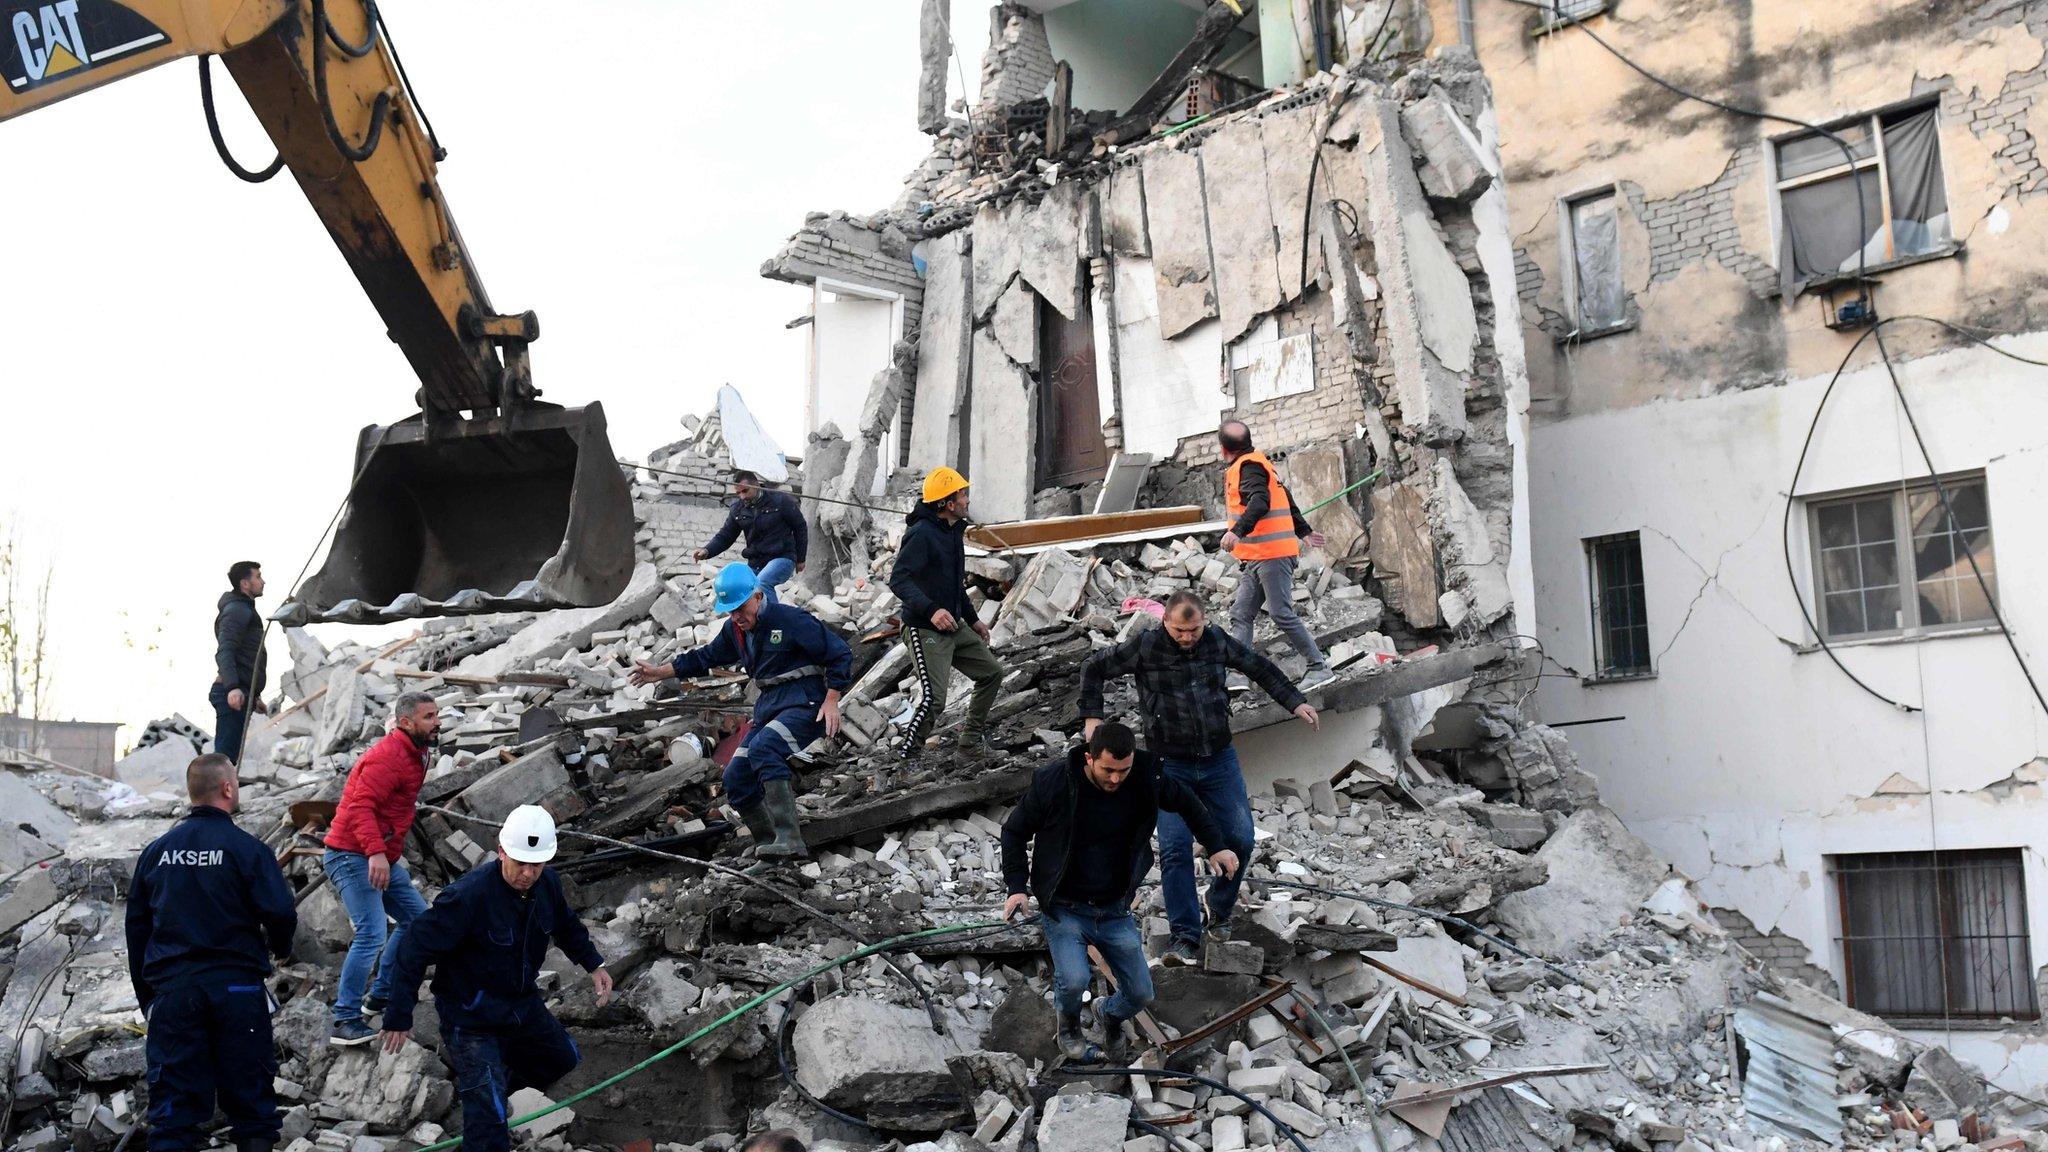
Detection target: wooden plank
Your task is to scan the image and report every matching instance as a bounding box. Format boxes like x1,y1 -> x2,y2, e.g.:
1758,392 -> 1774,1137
966,506 -> 1208,550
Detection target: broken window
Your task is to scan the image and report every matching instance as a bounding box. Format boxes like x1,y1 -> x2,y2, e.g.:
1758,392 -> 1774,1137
1776,104 -> 1951,294
1832,849 -> 2039,1021
1565,190 -> 1628,334
1808,475 -> 1995,640
1586,532 -> 1651,678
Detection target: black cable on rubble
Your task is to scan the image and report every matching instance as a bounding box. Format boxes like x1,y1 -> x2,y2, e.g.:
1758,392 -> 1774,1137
413,803 -> 946,1030
198,56 -> 283,183
1052,1066 -> 1314,1152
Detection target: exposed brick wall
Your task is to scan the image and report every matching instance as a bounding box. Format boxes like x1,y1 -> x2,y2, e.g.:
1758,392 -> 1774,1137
1946,66 -> 2048,201
1166,293 -> 1371,477
1712,905 -> 1841,997
980,5 -> 1056,107
1631,148 -> 1778,299
761,215 -> 927,333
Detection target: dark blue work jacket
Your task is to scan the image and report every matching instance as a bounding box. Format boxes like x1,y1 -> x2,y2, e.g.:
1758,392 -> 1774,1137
383,861 -> 603,1034
124,806 -> 296,1012
670,602 -> 854,720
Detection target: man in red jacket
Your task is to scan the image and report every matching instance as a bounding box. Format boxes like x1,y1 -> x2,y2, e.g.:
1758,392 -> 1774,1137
322,691 -> 439,1046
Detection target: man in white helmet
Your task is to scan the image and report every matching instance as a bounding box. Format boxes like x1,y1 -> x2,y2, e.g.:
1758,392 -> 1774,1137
378,806 -> 611,1152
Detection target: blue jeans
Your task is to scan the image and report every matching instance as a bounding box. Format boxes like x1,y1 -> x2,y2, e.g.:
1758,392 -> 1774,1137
440,1011 -> 581,1152
1042,903 -> 1154,1021
756,556 -> 797,605
323,848 -> 430,1023
725,703 -> 822,809
1156,747 -> 1257,944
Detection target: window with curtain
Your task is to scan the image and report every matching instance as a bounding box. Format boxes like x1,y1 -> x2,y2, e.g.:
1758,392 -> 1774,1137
1776,104 -> 1951,295
1832,849 -> 2038,1021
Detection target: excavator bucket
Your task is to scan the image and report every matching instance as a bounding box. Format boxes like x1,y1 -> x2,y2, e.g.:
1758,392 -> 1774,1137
277,403 -> 635,626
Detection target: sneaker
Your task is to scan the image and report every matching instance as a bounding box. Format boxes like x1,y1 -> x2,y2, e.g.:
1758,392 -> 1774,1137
1298,667 -> 1338,692
329,1018 -> 377,1047
1159,937 -> 1202,967
363,994 -> 388,1015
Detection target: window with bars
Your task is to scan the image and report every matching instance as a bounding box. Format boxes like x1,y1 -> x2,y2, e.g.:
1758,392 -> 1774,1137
1775,102 -> 1952,295
1807,475 -> 1996,640
1586,532 -> 1651,678
1832,849 -> 2039,1021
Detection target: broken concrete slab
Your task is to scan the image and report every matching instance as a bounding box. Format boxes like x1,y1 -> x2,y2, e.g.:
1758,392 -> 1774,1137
793,996 -> 963,1131
1353,96 -> 1469,442
1259,102 -> 1324,302
1401,88 -> 1492,203
1104,163 -> 1149,258
318,1041 -> 438,1132
1285,441 -> 1367,560
910,231 -> 973,470
1430,459 -> 1511,627
916,0 -> 951,134
1494,807 -> 1671,957
971,201 -> 1025,322
1036,1093 -> 1130,1152
1369,481 -> 1440,628
988,277 -> 1038,369
1141,146 -> 1217,339
1018,182 -> 1084,322
967,328 -> 1037,524
0,773 -> 74,868
1199,118 -> 1284,344
455,562 -> 662,680
454,745 -> 586,826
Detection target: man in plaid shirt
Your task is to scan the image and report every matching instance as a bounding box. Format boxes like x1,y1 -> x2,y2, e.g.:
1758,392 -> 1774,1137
1078,591 -> 1321,965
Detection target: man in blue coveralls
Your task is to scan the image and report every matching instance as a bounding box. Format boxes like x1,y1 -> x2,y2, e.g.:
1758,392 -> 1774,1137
379,805 -> 610,1152
630,561 -> 851,865
126,752 -> 298,1152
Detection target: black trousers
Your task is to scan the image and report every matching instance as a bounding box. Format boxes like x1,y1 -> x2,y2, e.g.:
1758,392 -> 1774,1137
144,976 -> 278,1152
439,1005 -> 581,1152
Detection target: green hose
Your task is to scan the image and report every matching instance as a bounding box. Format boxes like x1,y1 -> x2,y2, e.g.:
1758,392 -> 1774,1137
413,919 -> 1002,1151
1297,468 -> 1383,516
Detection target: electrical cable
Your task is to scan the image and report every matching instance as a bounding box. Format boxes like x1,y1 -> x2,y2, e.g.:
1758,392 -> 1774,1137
1050,1066 -> 1314,1152
310,0 -> 390,162
1872,319 -> 2048,718
1297,83 -> 1362,297
1495,0 -> 1912,709
198,56 -> 283,183
413,803 -> 944,1030
409,920 -> 1003,1152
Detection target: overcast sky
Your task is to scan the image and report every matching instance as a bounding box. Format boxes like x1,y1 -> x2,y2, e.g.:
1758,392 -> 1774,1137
3,0 -> 986,747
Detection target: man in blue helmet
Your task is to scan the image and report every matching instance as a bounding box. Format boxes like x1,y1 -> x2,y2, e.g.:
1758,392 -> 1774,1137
630,562 -> 852,865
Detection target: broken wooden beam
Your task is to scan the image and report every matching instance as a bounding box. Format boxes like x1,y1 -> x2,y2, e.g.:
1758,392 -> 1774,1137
1098,0 -> 1252,146
966,506 -> 1209,551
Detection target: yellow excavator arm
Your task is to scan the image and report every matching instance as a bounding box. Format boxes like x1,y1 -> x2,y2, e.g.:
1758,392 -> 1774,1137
2,0 -> 635,624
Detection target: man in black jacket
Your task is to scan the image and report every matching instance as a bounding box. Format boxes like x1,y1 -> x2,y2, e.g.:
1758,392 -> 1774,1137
1001,722 -> 1238,1062
888,467 -> 1005,765
697,470 -> 807,604
211,560 -> 267,764
126,753 -> 297,1152
380,805 -> 611,1152
1079,592 -> 1318,966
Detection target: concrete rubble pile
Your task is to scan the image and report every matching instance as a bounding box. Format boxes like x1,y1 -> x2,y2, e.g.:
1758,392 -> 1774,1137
0,400 -> 2039,1151
0,25 -> 2039,1152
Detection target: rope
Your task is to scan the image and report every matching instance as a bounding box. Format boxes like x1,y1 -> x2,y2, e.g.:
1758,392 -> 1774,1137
410,920 -> 1002,1151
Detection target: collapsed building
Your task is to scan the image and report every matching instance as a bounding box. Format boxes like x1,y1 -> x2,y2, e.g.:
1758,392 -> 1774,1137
0,4 -> 2045,1152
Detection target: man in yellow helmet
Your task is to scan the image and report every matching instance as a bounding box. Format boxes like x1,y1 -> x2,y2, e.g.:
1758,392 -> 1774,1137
888,467 -> 1006,766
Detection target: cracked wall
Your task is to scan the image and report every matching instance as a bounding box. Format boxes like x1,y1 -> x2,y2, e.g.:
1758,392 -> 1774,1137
1423,0 -> 2048,1097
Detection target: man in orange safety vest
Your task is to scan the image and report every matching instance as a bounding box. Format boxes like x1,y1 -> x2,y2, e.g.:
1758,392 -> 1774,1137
1217,421 -> 1336,693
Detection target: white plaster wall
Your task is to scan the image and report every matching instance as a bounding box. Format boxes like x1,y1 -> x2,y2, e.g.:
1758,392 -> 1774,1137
810,291 -> 897,495
1527,332 -> 2048,1093
1110,256 -> 1229,456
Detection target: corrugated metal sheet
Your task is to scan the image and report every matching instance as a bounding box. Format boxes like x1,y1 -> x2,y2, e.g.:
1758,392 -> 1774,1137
1735,992 -> 1845,1144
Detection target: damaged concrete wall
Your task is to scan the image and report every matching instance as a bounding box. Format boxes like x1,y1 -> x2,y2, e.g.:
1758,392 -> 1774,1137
1438,0 -> 2048,1097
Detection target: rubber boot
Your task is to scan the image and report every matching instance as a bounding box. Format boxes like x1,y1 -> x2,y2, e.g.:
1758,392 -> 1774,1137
734,802 -> 774,850
756,778 -> 809,861
1097,1010 -> 1133,1064
1057,1011 -> 1104,1064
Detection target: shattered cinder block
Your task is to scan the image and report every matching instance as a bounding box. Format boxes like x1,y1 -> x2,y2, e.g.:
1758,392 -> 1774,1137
1400,87 -> 1493,203
793,996 -> 965,1132
1036,1093 -> 1131,1152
